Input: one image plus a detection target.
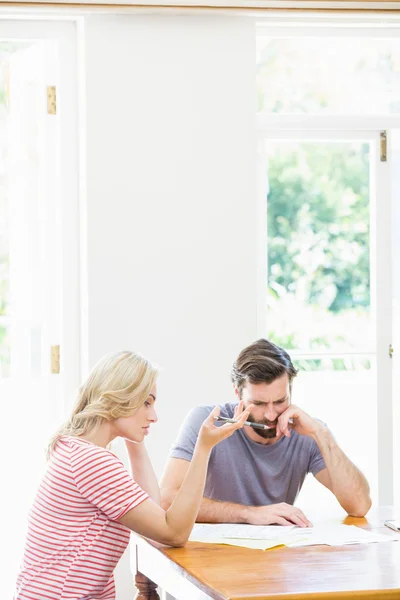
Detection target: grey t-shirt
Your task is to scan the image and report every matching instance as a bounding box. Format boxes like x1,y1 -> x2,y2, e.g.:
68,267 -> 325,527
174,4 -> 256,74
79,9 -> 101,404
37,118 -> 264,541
170,402 -> 326,506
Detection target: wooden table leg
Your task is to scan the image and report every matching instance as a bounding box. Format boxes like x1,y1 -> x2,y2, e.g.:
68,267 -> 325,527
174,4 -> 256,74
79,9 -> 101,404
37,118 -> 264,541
135,571 -> 160,600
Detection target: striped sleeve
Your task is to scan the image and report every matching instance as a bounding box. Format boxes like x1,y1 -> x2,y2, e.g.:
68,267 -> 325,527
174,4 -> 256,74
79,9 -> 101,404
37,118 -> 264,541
70,443 -> 149,521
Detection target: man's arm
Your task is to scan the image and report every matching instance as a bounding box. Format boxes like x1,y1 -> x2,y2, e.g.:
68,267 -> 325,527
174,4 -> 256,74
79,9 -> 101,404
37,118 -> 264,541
278,406 -> 372,518
312,429 -> 371,517
160,457 -> 311,527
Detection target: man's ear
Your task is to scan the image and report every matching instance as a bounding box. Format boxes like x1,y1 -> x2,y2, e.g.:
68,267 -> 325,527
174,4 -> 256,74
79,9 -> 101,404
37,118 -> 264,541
234,387 -> 240,400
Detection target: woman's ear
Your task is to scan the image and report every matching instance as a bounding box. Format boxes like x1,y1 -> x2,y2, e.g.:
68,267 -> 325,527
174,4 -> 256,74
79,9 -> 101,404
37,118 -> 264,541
234,387 -> 240,400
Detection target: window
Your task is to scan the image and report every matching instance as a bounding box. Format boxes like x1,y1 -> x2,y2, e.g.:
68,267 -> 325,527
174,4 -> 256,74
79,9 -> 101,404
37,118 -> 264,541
256,21 -> 400,507
257,36 -> 400,115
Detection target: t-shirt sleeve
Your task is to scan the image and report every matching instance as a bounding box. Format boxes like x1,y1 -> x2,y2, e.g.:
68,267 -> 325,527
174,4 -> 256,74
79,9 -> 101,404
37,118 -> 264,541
71,444 -> 149,521
308,438 -> 326,476
169,405 -> 213,462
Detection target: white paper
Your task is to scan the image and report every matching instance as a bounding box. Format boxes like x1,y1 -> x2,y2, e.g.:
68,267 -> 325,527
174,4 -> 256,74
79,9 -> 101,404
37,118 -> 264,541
189,523 -> 294,542
284,525 -> 397,547
189,523 -> 398,549
218,538 -> 284,550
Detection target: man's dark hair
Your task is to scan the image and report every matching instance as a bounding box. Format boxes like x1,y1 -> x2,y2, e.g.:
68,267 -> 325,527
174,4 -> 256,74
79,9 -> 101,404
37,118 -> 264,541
231,339 -> 298,396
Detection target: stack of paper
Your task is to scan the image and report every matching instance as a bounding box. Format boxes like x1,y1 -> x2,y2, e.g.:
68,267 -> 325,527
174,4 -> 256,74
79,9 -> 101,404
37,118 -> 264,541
189,523 -> 398,551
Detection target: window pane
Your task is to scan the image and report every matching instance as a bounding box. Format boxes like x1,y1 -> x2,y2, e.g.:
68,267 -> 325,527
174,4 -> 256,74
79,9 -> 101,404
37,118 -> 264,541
294,363 -> 378,507
293,356 -> 372,372
257,37 -> 400,115
266,140 -> 374,354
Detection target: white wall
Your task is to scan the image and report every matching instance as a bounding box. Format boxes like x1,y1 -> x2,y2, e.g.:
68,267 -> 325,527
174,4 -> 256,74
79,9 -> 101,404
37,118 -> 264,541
82,14 -> 257,598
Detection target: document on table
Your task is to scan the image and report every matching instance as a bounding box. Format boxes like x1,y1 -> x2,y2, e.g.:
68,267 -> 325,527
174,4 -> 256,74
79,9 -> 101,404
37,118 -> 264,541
189,524 -> 295,551
190,523 -> 294,541
284,524 -> 397,547
189,523 -> 399,551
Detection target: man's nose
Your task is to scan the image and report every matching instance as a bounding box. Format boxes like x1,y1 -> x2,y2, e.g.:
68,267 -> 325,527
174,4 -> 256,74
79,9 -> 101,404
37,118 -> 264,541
264,405 -> 277,423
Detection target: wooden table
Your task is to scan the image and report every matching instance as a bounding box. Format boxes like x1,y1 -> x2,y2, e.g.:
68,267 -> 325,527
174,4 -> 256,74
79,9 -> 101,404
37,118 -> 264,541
132,507 -> 400,600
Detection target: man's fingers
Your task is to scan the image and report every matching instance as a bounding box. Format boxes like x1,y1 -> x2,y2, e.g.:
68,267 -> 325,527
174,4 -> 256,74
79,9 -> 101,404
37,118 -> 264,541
277,407 -> 298,436
277,416 -> 291,438
293,509 -> 312,527
272,510 -> 309,528
285,513 -> 309,528
283,508 -> 311,527
281,503 -> 312,527
274,504 -> 311,527
274,517 -> 293,526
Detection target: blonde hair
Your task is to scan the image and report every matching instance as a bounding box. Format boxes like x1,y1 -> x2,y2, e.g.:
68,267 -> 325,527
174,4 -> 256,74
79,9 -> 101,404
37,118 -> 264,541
47,350 -> 158,458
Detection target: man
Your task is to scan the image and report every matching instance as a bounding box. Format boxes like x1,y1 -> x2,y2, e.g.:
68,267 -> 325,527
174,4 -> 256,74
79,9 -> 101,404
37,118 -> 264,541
160,339 -> 371,526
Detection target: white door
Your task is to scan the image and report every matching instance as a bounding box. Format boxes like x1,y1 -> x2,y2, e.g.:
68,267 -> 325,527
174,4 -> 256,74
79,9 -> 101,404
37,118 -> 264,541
259,129 -> 393,507
0,20 -> 79,595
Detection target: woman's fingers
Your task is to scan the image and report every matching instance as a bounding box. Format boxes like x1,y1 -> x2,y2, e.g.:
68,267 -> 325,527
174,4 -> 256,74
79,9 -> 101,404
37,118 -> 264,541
207,405 -> 221,424
234,408 -> 250,427
233,400 -> 244,419
202,403 -> 253,442
219,409 -> 250,437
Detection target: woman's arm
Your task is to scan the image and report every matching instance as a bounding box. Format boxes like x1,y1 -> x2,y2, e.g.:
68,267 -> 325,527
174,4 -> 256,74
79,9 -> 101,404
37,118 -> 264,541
119,403 -> 251,546
120,442 -> 210,545
125,440 -> 161,505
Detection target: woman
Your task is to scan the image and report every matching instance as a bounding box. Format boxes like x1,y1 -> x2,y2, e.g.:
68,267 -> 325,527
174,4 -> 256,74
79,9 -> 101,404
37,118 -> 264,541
15,350 -> 251,600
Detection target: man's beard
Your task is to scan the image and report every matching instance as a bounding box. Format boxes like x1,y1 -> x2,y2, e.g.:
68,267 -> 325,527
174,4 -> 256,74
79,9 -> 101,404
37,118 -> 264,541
245,413 -> 278,439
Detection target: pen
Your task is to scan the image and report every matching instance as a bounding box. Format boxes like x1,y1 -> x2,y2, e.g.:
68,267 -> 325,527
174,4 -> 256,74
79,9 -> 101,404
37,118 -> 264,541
214,416 -> 294,431
214,416 -> 271,430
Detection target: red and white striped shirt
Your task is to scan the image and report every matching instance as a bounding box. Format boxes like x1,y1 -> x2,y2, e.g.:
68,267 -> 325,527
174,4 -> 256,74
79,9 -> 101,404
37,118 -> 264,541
15,436 -> 148,600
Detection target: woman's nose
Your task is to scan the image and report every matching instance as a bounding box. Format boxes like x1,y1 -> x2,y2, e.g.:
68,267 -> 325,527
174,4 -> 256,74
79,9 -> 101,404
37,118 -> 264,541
149,407 -> 158,423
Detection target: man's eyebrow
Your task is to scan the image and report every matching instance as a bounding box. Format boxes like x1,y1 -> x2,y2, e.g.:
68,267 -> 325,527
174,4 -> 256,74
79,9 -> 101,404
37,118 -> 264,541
274,396 -> 289,403
250,396 -> 289,404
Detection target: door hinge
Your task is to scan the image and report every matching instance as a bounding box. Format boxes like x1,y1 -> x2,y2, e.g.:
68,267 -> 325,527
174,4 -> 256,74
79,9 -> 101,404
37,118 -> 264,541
47,85 -> 57,115
389,344 -> 394,358
51,345 -> 60,374
380,131 -> 387,162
